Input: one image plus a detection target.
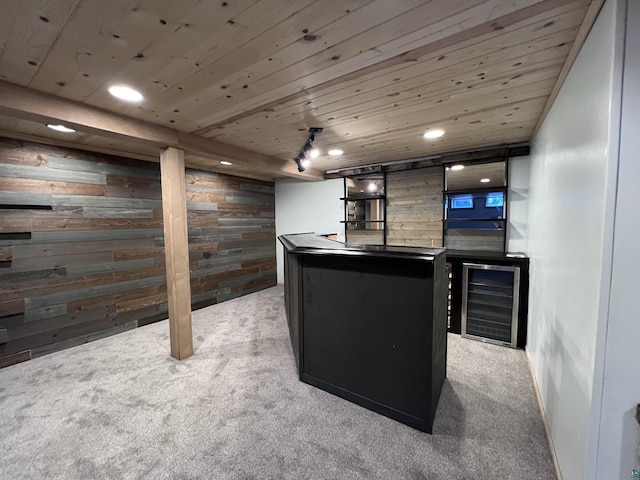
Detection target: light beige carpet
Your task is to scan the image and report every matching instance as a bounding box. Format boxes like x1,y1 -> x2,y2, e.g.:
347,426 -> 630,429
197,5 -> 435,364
0,286 -> 555,479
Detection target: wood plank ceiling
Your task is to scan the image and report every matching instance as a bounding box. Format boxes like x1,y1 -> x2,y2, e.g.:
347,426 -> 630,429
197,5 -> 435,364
0,0 -> 599,180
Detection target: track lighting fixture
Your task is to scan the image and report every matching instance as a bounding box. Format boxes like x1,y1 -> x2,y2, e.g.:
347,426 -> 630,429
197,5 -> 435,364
294,127 -> 323,172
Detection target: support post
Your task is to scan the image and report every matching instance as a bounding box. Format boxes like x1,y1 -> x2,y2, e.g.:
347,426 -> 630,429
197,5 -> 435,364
160,147 -> 193,359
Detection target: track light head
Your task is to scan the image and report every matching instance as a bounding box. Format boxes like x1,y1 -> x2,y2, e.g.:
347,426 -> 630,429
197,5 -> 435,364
293,127 -> 323,172
295,157 -> 306,172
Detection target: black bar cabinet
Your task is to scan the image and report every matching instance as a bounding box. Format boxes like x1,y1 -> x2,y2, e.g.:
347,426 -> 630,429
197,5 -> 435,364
279,233 -> 448,433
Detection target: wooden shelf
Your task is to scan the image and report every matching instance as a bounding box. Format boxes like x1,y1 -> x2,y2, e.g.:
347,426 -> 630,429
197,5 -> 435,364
341,195 -> 385,201
443,218 -> 504,222
444,186 -> 507,195
341,220 -> 385,224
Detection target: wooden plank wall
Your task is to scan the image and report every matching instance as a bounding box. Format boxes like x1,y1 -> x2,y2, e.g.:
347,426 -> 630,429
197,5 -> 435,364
444,230 -> 504,252
346,230 -> 384,245
386,167 -> 443,248
0,138 -> 276,365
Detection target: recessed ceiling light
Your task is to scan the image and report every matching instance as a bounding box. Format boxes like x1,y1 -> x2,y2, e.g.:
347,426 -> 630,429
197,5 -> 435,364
423,129 -> 445,139
301,159 -> 311,168
220,160 -> 232,166
46,124 -> 76,133
450,164 -> 464,171
328,149 -> 343,156
480,178 -> 490,183
108,85 -> 144,102
309,148 -> 320,159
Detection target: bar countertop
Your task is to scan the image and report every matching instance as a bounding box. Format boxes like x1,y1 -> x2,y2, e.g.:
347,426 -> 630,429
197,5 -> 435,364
279,233 -> 446,260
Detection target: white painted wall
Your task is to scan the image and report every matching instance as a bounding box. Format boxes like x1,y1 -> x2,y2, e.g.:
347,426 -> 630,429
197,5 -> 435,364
274,178 -> 344,283
507,156 -> 530,253
595,1 -> 640,477
526,0 -> 623,478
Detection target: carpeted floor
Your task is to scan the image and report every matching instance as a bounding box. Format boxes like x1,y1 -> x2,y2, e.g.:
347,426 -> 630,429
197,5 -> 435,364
0,286 -> 556,479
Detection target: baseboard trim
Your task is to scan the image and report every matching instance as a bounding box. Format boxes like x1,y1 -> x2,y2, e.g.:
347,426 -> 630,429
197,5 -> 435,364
525,348 -> 563,480
0,350 -> 31,369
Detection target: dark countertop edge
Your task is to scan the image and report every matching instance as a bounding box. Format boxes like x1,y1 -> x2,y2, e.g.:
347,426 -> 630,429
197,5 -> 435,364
292,247 -> 436,262
445,249 -> 529,261
278,233 -> 445,259
278,233 -> 342,252
278,234 -> 528,261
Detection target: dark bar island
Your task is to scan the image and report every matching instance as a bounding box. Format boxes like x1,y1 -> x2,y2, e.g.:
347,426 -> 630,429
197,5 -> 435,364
278,233 -> 448,433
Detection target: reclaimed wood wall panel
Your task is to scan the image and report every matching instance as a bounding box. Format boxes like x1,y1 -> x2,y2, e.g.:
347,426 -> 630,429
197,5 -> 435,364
0,138 -> 276,366
386,167 -> 444,248
444,230 -> 504,252
346,230 -> 385,246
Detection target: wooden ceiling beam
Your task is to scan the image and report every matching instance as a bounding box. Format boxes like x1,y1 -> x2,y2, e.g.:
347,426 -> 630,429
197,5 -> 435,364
0,129 -> 276,182
0,80 -> 323,181
0,80 -> 177,145
175,131 -> 321,180
0,128 -> 160,164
